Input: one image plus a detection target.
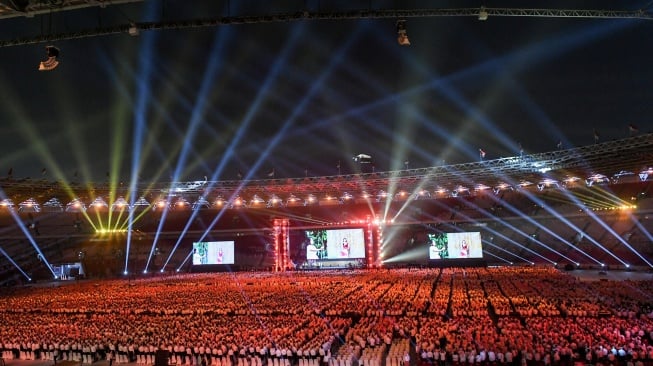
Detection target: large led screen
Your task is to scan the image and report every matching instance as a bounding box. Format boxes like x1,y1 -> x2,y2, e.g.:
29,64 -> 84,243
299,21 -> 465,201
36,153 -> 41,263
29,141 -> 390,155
305,228 -> 366,260
192,241 -> 235,265
428,232 -> 483,259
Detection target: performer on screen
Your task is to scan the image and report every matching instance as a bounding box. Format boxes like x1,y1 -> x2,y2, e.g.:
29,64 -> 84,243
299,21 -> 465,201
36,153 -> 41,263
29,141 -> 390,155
216,248 -> 224,264
460,239 -> 469,258
429,240 -> 444,259
340,237 -> 350,258
306,238 -> 319,264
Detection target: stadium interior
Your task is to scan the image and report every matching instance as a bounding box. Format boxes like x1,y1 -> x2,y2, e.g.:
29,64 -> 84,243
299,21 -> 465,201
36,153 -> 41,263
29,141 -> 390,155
3,3 -> 653,366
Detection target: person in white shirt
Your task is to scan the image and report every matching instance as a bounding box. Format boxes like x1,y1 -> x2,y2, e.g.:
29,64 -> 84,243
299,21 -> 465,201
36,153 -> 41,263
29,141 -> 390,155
505,350 -> 513,365
488,350 -> 496,363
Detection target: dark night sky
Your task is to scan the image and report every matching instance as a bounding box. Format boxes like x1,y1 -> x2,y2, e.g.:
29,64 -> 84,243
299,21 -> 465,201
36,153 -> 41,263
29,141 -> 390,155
0,0 -> 652,184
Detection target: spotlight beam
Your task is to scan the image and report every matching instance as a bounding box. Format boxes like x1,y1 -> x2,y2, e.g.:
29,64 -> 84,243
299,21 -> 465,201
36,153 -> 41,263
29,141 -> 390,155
188,24 -> 362,254
482,250 -> 514,265
239,23 -> 362,190
98,51 -> 211,192
206,23 -> 305,182
507,187 -> 626,266
402,164 -> 578,264
630,214 -> 653,246
482,188 -> 603,265
572,204 -> 652,267
454,196 -> 581,264
428,159 -> 603,265
0,190 -> 56,278
272,19 -> 632,154
0,246 -> 31,281
163,25 -> 308,263
525,175 -> 636,266
154,26 -> 233,270
175,248 -> 194,272
154,204 -> 203,272
482,239 -> 533,264
125,1 -> 159,275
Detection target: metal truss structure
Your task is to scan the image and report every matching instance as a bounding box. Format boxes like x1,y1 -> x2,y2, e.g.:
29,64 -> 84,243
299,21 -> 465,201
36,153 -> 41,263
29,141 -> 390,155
188,133 -> 653,197
0,0 -> 143,19
1,3 -> 652,47
1,133 -> 652,201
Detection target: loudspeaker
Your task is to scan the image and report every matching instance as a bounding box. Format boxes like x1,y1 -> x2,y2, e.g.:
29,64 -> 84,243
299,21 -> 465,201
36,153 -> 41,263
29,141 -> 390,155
155,350 -> 170,366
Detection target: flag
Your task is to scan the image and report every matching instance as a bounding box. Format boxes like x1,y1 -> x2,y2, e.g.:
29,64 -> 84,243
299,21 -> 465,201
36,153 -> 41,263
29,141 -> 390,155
237,170 -> 242,179
41,168 -> 47,175
556,141 -> 562,149
267,168 -> 275,178
629,124 -> 639,135
593,129 -> 599,143
479,149 -> 486,159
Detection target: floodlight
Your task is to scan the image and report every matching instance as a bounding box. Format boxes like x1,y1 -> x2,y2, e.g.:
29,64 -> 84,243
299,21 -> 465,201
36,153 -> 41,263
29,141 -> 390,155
38,45 -> 60,71
128,24 -> 139,36
478,7 -> 489,20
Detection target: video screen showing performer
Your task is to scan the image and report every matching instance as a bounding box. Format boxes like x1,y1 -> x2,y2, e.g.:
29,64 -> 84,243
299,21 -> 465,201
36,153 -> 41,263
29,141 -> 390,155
192,241 -> 235,265
304,228 -> 366,261
428,232 -> 483,259
446,232 -> 483,258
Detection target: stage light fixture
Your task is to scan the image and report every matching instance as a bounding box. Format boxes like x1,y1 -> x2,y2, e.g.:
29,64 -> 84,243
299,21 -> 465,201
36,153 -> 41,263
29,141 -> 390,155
173,197 -> 190,210
19,198 -> 40,212
153,198 -> 169,211
65,198 -> 86,212
249,194 -> 265,207
232,196 -> 245,208
286,194 -> 302,207
132,196 -> 151,211
396,20 -> 410,46
128,24 -> 139,36
43,197 -> 64,212
304,194 -> 317,206
111,197 -> 130,211
478,7 -> 489,20
267,194 -> 283,208
88,197 -> 109,212
213,196 -> 226,208
192,196 -> 211,210
0,198 -> 15,210
38,45 -> 60,71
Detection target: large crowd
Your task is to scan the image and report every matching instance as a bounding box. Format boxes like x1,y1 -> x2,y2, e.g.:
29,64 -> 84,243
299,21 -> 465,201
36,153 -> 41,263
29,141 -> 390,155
1,267 -> 653,366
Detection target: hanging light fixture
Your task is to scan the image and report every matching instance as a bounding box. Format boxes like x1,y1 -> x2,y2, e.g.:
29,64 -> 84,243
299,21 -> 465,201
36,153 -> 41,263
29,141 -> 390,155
38,45 -> 60,71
